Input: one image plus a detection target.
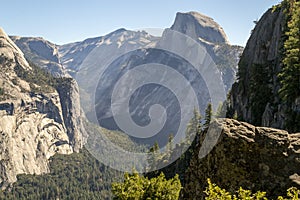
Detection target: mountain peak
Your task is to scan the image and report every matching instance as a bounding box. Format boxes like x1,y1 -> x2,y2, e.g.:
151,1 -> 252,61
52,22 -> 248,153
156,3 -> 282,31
0,27 -> 6,36
0,27 -> 25,56
185,11 -> 213,21
10,35 -> 69,77
171,11 -> 229,44
0,27 -> 30,70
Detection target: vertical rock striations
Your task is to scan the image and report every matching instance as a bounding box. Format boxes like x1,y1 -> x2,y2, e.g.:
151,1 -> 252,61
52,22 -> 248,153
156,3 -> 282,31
171,11 -> 229,44
0,27 -> 84,188
55,78 -> 86,152
170,11 -> 244,91
230,2 -> 300,131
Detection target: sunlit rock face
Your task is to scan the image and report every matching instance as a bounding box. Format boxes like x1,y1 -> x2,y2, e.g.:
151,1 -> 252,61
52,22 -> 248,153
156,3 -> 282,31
0,27 -> 84,188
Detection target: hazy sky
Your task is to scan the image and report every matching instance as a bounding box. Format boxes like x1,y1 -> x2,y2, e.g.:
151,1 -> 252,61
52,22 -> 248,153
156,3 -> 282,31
1,0 -> 281,46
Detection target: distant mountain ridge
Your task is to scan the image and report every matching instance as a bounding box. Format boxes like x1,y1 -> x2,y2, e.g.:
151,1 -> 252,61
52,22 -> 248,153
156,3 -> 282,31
59,28 -> 159,76
170,11 -> 243,91
10,36 -> 69,77
9,11 -> 243,146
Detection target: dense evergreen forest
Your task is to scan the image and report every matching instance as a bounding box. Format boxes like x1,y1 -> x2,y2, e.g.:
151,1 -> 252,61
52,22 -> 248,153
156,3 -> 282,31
279,0 -> 300,131
0,147 -> 122,200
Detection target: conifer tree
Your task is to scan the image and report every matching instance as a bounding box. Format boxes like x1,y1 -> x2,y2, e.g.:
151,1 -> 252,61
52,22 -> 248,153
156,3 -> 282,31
279,0 -> 300,103
204,103 -> 213,129
185,108 -> 202,144
167,134 -> 174,153
279,0 -> 300,131
148,142 -> 160,170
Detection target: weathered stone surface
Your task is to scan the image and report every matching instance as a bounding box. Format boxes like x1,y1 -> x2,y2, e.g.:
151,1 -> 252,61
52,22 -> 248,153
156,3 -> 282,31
171,12 -> 229,44
0,95 -> 73,188
55,78 -> 87,152
183,118 -> 300,199
170,11 -> 243,91
230,7 -> 288,129
0,28 -> 30,71
0,27 -> 84,188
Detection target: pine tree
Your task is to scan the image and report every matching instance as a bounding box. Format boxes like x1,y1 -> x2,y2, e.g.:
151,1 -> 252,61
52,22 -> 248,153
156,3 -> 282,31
185,108 -> 202,144
204,103 -> 213,129
250,63 -> 273,125
279,0 -> 300,103
167,134 -> 174,153
215,102 -> 228,118
148,142 -> 160,171
279,0 -> 300,131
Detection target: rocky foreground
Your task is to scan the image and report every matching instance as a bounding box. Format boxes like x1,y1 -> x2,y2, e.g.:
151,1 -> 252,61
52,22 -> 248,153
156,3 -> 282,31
183,118 -> 300,199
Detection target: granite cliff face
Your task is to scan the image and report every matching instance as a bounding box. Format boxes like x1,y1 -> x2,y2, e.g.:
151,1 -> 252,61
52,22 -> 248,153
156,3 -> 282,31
230,6 -> 290,129
0,28 -> 84,188
171,11 -> 229,44
55,78 -> 86,152
183,118 -> 300,199
171,12 -> 243,91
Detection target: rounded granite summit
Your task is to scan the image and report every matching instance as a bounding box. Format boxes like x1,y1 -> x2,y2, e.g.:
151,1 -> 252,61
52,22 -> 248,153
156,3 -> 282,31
171,11 -> 230,44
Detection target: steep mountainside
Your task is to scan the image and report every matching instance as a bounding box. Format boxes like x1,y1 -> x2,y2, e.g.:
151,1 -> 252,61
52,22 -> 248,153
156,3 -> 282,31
171,12 -> 244,91
171,11 -> 229,44
10,36 -> 68,77
0,27 -> 84,188
59,29 -> 159,76
230,0 -> 300,132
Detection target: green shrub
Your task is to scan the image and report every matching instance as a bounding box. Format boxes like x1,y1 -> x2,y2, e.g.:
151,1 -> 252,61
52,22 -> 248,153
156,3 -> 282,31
112,172 -> 181,200
278,0 -> 300,132
205,179 -> 300,200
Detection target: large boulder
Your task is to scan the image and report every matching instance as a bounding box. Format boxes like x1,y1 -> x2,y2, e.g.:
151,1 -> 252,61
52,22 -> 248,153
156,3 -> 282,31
183,118 -> 300,199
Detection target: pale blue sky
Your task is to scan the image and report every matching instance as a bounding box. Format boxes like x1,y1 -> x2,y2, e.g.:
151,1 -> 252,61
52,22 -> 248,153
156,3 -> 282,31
1,0 -> 281,46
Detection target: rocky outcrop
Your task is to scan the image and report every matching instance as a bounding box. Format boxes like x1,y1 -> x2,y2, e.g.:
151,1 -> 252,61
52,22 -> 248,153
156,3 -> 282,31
10,36 -> 68,77
55,78 -> 86,152
230,6 -> 287,129
0,94 -> 73,188
183,118 -> 300,199
0,27 -> 84,188
0,28 -> 30,72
